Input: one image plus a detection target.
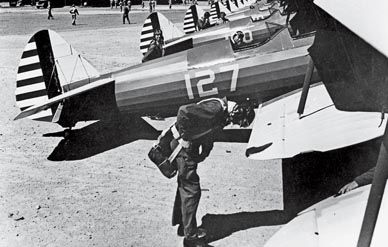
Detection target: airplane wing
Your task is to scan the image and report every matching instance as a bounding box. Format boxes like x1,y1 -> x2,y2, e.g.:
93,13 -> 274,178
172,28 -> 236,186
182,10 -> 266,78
246,83 -> 387,160
315,0 -> 388,58
264,184 -> 375,247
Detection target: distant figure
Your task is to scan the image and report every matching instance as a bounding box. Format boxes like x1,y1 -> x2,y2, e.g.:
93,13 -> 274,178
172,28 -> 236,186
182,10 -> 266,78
152,0 -> 156,11
216,12 -> 229,25
69,4 -> 79,26
115,0 -> 118,8
123,3 -> 130,24
47,1 -> 53,20
197,12 -> 211,30
149,0 -> 153,12
111,0 -> 114,8
141,0 -> 145,8
128,0 -> 131,10
142,29 -> 164,62
119,0 -> 123,11
230,31 -> 245,49
168,0 -> 172,9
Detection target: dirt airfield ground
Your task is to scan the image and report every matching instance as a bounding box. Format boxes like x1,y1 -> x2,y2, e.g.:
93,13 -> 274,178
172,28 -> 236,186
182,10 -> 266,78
0,4 -> 283,247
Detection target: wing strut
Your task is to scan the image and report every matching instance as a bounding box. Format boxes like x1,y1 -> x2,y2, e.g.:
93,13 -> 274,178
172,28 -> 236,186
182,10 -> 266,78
357,123 -> 388,247
297,57 -> 315,117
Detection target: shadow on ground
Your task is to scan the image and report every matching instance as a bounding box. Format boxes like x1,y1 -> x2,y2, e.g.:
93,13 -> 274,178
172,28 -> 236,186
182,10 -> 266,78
45,116 -> 252,161
46,116 -> 160,161
200,210 -> 294,244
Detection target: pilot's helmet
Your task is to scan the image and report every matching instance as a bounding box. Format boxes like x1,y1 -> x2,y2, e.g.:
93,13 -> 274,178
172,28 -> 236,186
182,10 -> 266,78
204,12 -> 210,18
231,31 -> 244,45
228,102 -> 255,127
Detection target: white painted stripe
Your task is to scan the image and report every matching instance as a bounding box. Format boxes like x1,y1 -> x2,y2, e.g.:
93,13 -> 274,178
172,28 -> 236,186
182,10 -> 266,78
17,95 -> 49,108
184,28 -> 196,33
184,19 -> 194,24
140,40 -> 152,47
144,18 -> 151,24
185,13 -> 193,18
17,69 -> 43,81
19,55 -> 40,67
140,48 -> 148,54
142,25 -> 153,32
15,82 -> 46,95
184,24 -> 195,29
24,42 -> 37,52
28,109 -> 52,120
140,32 -> 154,39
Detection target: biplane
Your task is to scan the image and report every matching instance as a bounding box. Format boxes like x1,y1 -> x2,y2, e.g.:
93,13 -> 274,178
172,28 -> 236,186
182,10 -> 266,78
139,8 -> 289,58
14,24 -> 316,132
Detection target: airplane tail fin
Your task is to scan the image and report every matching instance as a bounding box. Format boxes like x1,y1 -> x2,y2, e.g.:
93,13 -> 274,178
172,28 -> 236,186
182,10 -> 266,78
140,12 -> 184,55
15,29 -> 100,122
210,2 -> 231,24
183,5 -> 204,34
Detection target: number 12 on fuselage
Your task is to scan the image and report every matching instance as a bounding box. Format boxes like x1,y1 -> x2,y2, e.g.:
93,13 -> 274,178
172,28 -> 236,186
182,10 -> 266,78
184,64 -> 239,100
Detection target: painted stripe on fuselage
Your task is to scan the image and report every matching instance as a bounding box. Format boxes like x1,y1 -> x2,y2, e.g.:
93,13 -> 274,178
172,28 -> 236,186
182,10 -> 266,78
114,46 -> 313,115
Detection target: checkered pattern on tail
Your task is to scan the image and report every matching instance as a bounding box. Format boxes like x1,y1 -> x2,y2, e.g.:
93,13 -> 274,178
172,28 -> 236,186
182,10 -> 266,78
16,37 -> 52,121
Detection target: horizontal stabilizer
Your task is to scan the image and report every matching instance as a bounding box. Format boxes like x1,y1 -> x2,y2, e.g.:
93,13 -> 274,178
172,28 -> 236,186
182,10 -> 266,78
15,29 -> 100,123
246,84 -> 387,160
15,78 -> 114,121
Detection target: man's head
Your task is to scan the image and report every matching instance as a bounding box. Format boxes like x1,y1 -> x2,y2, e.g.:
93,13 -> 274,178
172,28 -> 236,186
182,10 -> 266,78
204,12 -> 210,19
227,101 -> 255,128
154,29 -> 163,42
232,31 -> 244,46
220,12 -> 226,19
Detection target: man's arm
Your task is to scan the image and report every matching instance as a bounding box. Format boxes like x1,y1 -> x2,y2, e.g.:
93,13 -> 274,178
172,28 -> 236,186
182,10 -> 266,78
337,167 -> 376,195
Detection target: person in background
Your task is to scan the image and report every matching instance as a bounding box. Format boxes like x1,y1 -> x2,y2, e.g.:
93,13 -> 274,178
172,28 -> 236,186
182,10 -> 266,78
47,1 -> 53,20
69,4 -> 79,26
123,2 -> 130,24
119,0 -> 123,11
142,29 -> 164,62
197,12 -> 211,30
216,12 -> 229,25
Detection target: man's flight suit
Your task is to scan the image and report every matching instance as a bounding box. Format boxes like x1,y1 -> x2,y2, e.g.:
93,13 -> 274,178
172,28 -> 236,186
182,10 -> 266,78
171,98 -> 228,238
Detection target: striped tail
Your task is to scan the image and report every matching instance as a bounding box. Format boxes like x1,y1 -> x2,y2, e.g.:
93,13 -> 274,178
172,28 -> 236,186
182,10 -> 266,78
140,12 -> 184,55
15,30 -> 99,122
183,5 -> 205,34
210,2 -> 231,24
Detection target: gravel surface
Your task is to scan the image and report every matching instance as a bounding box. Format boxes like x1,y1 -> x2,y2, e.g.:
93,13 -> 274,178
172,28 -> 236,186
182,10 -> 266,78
0,5 -> 283,247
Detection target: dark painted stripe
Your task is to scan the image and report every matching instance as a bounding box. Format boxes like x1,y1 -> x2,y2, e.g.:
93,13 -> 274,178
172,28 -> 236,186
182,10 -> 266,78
20,106 -> 32,111
149,12 -> 161,31
141,29 -> 154,35
21,49 -> 38,59
140,38 -> 153,44
17,62 -> 41,74
16,89 -> 47,101
184,16 -> 193,20
33,115 -> 52,121
17,75 -> 44,87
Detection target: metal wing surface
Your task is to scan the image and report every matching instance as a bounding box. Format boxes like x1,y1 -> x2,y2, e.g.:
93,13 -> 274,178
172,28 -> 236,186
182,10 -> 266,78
246,84 -> 387,160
